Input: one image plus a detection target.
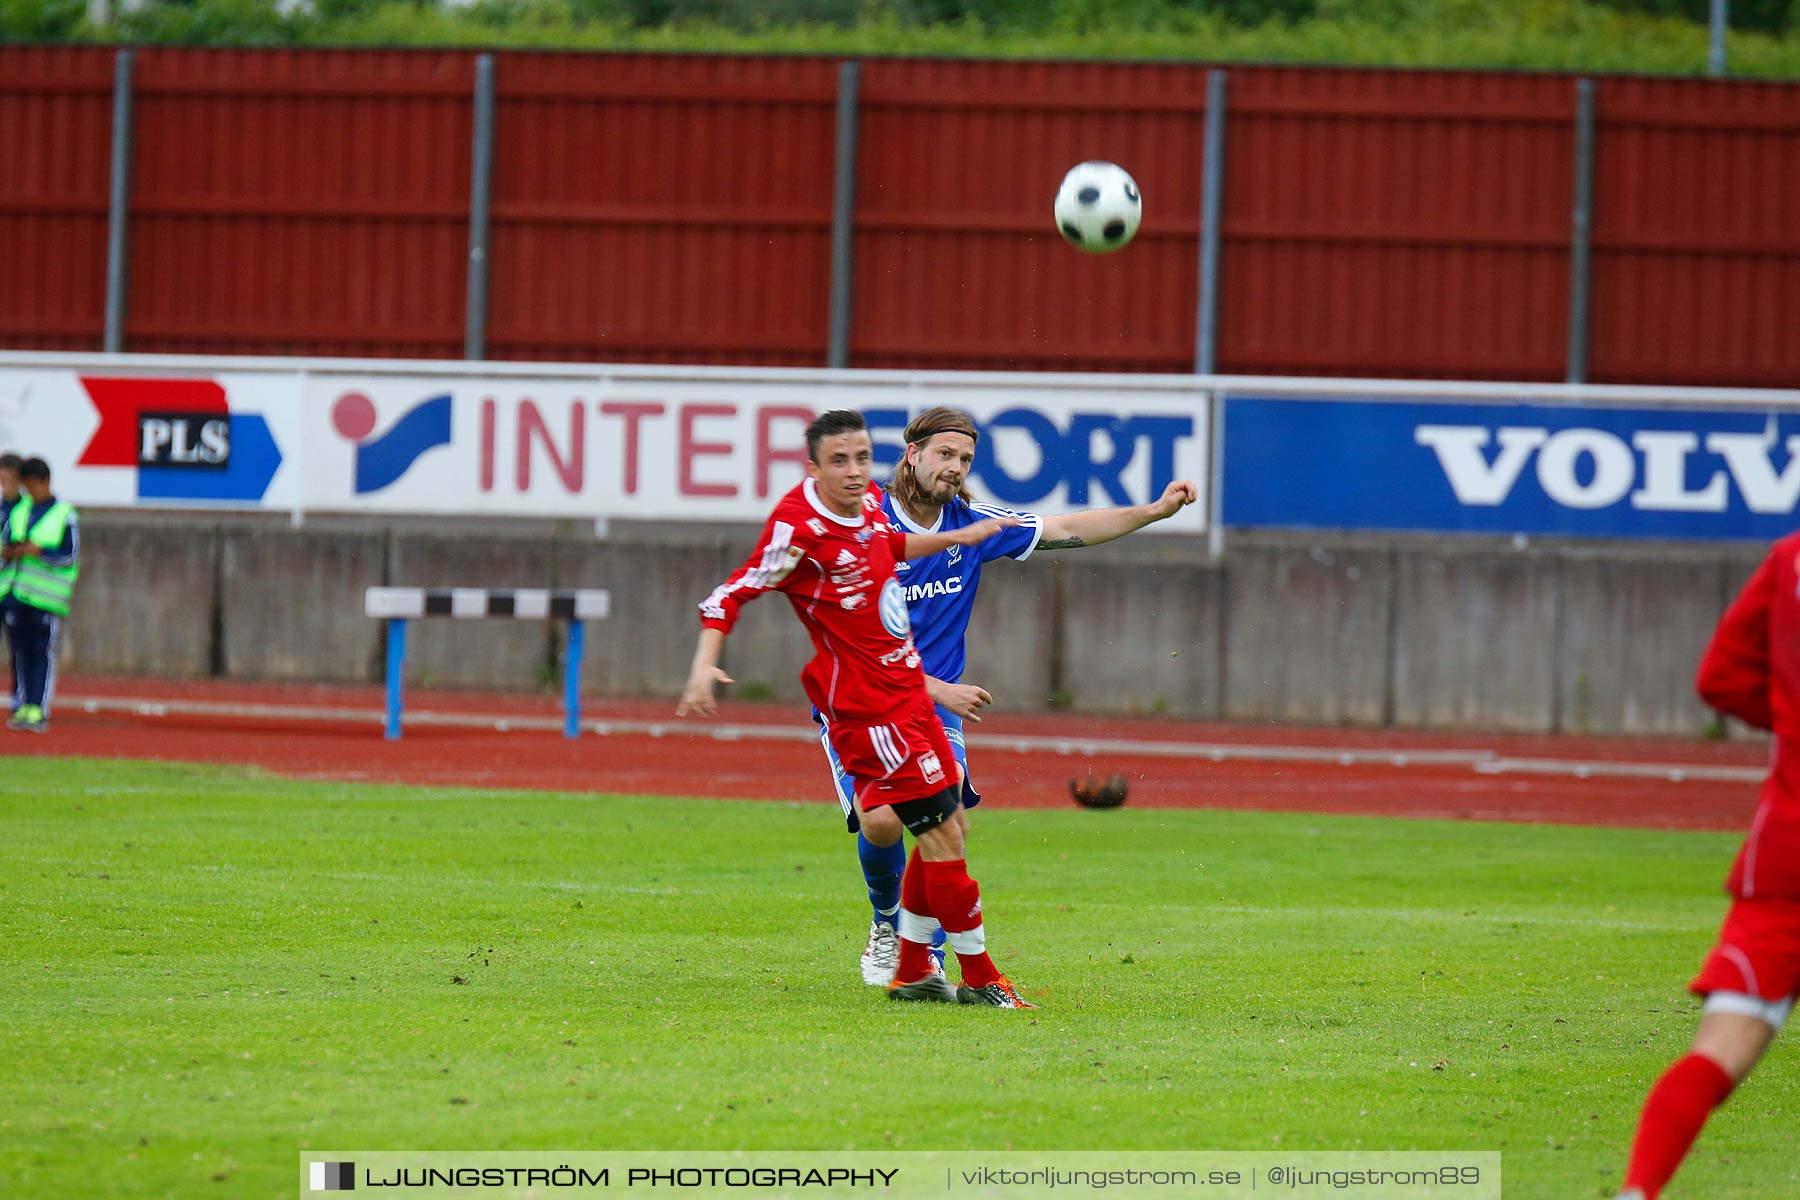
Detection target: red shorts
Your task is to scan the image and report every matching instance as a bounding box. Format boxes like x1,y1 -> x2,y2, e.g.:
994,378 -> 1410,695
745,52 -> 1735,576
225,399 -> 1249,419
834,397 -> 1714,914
826,698 -> 958,810
1689,897 -> 1800,1002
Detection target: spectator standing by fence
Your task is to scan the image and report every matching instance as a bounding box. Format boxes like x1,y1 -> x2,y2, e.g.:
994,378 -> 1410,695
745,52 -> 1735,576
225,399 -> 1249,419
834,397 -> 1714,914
2,458 -> 79,732
0,451 -> 20,713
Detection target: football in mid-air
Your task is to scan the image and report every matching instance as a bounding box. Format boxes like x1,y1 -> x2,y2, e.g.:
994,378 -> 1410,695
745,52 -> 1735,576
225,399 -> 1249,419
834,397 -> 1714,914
1070,773 -> 1130,809
1054,161 -> 1142,254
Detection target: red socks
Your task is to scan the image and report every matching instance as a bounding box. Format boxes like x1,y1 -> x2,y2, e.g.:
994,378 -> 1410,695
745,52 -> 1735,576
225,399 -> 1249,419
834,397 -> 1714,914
894,846 -> 936,983
1623,1053 -> 1735,1199
922,858 -> 998,988
894,847 -> 999,989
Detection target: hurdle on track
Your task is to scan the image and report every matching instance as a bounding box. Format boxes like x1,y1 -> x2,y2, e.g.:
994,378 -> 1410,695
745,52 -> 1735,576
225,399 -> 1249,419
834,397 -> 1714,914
364,587 -> 612,740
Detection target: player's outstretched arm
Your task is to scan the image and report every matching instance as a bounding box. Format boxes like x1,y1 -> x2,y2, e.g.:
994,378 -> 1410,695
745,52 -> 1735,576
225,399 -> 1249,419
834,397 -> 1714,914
903,515 -> 1020,561
1036,480 -> 1199,551
677,627 -> 734,718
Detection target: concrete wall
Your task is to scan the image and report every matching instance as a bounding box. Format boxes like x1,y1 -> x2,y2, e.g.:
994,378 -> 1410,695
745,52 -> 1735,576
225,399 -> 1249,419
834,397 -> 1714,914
1392,548 -> 1562,732
1223,545 -> 1393,726
55,513 -> 1764,737
1555,551 -> 1722,735
64,517 -> 219,677
219,527 -> 386,681
1061,559 -> 1224,717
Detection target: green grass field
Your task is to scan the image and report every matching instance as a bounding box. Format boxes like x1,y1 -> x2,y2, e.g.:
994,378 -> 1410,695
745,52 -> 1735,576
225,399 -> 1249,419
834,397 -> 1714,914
3,756 -> 1797,1199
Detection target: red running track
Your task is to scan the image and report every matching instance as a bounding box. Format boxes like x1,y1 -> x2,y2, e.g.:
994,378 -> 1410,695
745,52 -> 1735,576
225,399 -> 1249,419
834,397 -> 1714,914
1,674 -> 1771,832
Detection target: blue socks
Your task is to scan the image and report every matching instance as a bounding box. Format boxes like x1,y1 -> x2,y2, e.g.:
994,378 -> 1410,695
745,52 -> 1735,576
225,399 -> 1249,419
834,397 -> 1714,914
857,832 -> 905,926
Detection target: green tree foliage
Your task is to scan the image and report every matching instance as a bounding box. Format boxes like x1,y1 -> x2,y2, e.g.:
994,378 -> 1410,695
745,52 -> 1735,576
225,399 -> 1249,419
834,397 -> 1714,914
117,0 -> 301,45
9,0 -> 1800,78
1600,0 -> 1792,34
895,0 -> 1316,27
0,0 -> 86,40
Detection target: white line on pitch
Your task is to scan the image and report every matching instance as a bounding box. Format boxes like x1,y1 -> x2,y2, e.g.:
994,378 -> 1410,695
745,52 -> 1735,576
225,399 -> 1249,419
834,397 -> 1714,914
1472,757 -> 1763,784
62,693 -> 1762,784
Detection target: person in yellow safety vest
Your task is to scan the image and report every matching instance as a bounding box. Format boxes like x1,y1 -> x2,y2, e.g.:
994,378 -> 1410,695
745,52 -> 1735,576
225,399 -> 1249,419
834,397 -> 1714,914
2,458 -> 79,733
0,453 -> 20,523
0,451 -> 21,715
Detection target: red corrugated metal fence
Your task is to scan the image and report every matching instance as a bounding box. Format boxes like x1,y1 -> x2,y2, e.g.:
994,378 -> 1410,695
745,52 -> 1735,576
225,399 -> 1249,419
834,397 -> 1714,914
1592,76 -> 1800,387
487,53 -> 838,366
2,44 -> 1798,386
854,58 -> 1206,373
1220,67 -> 1576,381
125,48 -> 475,360
0,47 -> 116,352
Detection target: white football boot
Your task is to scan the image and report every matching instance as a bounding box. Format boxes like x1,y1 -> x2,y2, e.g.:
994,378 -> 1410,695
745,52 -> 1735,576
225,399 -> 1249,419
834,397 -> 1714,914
859,920 -> 899,986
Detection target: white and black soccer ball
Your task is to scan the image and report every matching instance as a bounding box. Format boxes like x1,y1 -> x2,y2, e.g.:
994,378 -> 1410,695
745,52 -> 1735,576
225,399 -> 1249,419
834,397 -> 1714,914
1053,161 -> 1142,255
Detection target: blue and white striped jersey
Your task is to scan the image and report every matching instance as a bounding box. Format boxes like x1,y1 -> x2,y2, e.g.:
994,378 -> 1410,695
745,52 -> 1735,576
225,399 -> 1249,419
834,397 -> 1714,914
883,492 -> 1042,684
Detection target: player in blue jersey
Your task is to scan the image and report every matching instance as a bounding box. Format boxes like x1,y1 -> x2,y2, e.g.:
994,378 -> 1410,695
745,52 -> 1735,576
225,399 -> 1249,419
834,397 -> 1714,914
823,406 -> 1199,987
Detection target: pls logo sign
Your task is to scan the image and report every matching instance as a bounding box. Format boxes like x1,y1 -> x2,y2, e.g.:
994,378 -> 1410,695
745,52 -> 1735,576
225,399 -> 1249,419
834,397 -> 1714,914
139,412 -> 229,468
78,377 -> 282,501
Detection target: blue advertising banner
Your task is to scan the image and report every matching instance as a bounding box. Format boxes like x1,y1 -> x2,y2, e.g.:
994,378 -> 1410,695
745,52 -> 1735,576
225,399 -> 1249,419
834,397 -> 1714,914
1222,394 -> 1800,541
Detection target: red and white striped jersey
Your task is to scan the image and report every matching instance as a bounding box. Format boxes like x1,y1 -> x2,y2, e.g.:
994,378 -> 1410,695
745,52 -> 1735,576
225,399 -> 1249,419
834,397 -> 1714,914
699,479 -> 927,723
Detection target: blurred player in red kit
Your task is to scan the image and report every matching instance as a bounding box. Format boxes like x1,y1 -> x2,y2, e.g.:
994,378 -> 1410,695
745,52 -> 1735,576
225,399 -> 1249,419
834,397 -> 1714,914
676,409 -> 1035,1007
1614,534 -> 1800,1199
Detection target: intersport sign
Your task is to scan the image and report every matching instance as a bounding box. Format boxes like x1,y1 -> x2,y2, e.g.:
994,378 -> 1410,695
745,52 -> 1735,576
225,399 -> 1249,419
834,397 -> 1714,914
1222,394 -> 1800,541
298,369 -> 1209,531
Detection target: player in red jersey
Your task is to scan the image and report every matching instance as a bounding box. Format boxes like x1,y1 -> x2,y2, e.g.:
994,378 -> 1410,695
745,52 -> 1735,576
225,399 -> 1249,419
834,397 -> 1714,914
1614,533 -> 1800,1199
677,409 -> 1035,1007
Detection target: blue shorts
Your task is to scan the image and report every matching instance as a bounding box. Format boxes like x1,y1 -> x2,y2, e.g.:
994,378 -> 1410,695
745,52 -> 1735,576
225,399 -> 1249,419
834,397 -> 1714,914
818,705 -> 980,834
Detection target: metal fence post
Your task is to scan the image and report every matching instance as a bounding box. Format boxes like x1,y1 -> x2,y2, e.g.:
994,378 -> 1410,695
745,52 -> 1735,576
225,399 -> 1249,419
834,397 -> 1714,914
1709,0 -> 1729,78
1194,68 -> 1228,375
464,53 -> 497,361
1206,388 -> 1227,562
103,48 -> 136,354
1566,79 -> 1596,385
827,60 -> 862,370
